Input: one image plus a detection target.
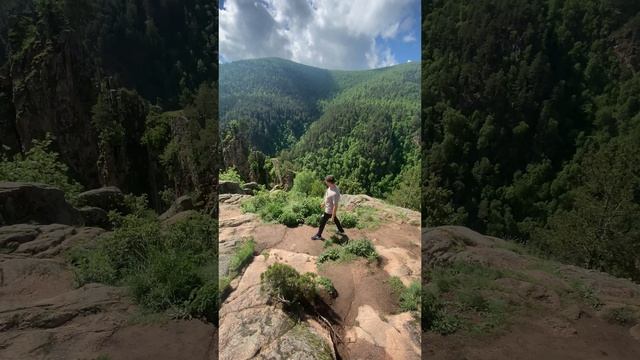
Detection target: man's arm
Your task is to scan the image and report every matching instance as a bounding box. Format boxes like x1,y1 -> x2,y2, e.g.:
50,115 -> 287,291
332,203 -> 338,221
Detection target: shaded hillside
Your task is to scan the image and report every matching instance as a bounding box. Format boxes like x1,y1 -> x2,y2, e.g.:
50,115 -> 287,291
0,0 -> 218,211
422,0 -> 640,279
220,58 -> 420,209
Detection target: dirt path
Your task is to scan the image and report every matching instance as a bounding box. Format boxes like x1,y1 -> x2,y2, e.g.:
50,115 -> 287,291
218,194 -> 421,360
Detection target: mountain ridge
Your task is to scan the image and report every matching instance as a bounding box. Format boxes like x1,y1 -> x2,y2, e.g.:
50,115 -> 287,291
220,57 -> 420,208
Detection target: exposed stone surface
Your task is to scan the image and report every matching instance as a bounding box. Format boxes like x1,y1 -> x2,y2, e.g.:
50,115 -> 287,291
77,206 -> 110,228
219,180 -> 243,194
0,223 -> 104,257
219,194 -> 422,359
423,226 -> 640,359
242,182 -> 260,194
219,249 -> 333,360
159,195 -> 195,221
75,186 -> 125,212
0,183 -> 218,360
0,182 -> 80,226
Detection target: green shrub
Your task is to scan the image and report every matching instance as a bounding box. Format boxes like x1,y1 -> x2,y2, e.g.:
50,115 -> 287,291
604,307 -> 638,325
458,291 -> 489,312
316,276 -> 337,297
388,277 -> 421,313
423,289 -> 461,335
317,238 -> 378,264
127,248 -> 202,311
400,282 -> 422,313
388,276 -> 405,295
220,167 -> 243,183
228,238 -> 255,276
260,263 -> 318,307
67,246 -> 118,286
69,212 -> 219,321
318,247 -> 342,263
305,214 -> 321,227
343,239 -> 378,260
262,201 -> 285,222
299,196 -> 323,217
0,136 -> 83,198
188,279 -> 218,323
340,212 -> 358,228
278,209 -> 301,227
242,190 -> 324,227
292,170 -> 325,197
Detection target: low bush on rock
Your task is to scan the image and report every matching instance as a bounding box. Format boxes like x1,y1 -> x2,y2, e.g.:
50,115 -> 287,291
260,263 -> 336,307
389,277 -> 422,313
317,238 -> 378,264
219,167 -> 243,183
0,136 -> 83,199
242,190 -> 324,227
423,262 -> 513,335
68,209 -> 219,323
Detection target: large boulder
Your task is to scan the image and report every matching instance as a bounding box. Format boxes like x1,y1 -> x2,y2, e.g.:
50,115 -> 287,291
219,181 -> 243,194
75,186 -> 125,212
0,182 -> 80,226
242,182 -> 260,195
159,195 -> 195,221
219,250 -> 335,360
77,206 -> 110,229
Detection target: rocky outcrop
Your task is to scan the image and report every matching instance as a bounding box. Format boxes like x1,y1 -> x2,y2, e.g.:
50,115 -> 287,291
75,186 -> 125,212
159,195 -> 195,221
9,25 -> 99,187
242,181 -> 260,194
423,226 -> 640,359
0,181 -> 218,359
219,249 -> 335,360
219,193 -> 422,359
219,180 -> 243,194
0,69 -> 19,153
77,206 -> 110,228
0,182 -> 80,226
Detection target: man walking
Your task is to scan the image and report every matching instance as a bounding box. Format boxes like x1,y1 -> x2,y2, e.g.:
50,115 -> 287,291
312,175 -> 345,240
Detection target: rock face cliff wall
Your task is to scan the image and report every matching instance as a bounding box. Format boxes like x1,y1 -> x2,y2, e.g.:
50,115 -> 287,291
8,27 -> 99,187
0,1 -> 219,209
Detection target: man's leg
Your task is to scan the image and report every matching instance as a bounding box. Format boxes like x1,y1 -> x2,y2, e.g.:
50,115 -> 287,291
314,213 -> 331,238
334,216 -> 345,233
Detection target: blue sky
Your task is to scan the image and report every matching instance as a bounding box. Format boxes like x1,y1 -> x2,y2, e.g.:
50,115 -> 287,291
219,0 -> 420,70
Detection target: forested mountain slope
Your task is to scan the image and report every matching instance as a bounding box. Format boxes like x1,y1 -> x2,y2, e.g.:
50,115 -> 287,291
422,0 -> 640,280
220,58 -> 420,209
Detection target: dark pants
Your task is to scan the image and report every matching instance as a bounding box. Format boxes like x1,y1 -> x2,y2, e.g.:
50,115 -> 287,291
316,212 -> 344,236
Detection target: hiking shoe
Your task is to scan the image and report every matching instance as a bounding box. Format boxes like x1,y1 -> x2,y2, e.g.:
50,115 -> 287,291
336,230 -> 346,235
311,235 -> 323,240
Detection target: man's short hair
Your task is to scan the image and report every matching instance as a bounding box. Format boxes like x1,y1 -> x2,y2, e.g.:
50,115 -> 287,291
325,175 -> 336,183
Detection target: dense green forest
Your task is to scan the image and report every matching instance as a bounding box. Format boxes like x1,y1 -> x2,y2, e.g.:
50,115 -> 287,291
422,0 -> 640,280
0,0 -> 218,211
220,58 -> 421,210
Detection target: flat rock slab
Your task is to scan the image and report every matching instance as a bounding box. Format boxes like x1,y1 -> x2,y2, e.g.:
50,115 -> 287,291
219,249 -> 334,360
0,224 -> 105,257
347,306 -> 420,360
100,320 -> 217,360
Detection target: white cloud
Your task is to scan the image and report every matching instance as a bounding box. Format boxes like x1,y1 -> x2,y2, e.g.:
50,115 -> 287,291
402,33 -> 416,43
219,0 -> 417,70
